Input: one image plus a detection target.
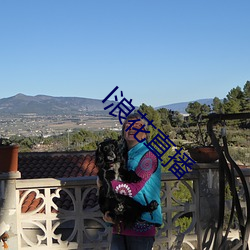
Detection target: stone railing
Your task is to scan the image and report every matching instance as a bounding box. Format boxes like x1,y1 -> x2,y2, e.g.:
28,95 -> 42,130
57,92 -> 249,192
15,177 -> 110,250
0,163 -> 249,249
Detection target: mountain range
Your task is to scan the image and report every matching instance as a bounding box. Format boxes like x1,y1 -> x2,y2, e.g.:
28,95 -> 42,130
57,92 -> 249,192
0,93 -> 115,116
0,93 -> 214,116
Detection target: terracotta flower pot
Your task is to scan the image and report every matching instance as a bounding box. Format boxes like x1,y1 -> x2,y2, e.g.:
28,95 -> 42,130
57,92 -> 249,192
0,144 -> 19,173
188,146 -> 219,163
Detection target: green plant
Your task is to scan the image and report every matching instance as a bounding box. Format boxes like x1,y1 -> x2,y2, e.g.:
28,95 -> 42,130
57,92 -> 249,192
0,137 -> 13,146
182,115 -> 213,150
181,114 -> 221,163
228,146 -> 250,166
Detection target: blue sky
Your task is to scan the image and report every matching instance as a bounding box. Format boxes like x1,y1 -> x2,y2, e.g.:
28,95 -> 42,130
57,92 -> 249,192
0,0 -> 249,107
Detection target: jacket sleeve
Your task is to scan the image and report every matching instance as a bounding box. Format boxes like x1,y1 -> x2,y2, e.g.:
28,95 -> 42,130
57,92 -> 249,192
111,151 -> 158,197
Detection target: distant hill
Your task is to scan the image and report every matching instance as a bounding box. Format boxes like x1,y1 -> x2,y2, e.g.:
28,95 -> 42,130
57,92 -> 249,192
0,93 -> 116,116
0,94 -> 214,116
156,98 -> 214,114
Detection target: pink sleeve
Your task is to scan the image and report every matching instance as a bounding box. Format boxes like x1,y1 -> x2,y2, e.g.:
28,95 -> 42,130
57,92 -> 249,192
111,151 -> 158,197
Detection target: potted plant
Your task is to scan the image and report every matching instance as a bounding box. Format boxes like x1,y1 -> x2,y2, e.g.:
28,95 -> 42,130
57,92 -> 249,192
183,114 -> 219,163
0,138 -> 19,173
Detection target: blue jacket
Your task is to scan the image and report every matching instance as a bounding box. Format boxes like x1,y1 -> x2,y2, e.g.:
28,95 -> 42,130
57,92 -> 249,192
127,142 -> 162,226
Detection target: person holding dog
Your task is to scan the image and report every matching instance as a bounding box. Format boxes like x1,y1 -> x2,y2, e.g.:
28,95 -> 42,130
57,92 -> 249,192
97,112 -> 162,250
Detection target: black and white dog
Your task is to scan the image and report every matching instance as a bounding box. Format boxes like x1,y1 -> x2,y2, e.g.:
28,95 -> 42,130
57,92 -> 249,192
95,138 -> 158,228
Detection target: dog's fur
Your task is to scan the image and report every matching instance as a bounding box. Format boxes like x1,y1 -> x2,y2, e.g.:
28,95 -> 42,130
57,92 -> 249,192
95,138 -> 158,228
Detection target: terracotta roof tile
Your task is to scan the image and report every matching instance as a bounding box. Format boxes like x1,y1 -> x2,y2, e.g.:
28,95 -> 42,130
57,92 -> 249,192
17,150 -> 99,214
18,151 -> 98,179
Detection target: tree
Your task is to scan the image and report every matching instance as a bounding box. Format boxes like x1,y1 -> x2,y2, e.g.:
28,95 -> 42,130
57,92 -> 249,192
168,110 -> 184,128
138,103 -> 162,140
243,81 -> 250,97
157,108 -> 172,134
101,129 -> 119,140
185,102 -> 210,125
212,97 -> 223,113
157,108 -> 171,126
71,129 -> 95,150
185,101 -> 202,123
242,81 -> 250,112
223,86 -> 243,113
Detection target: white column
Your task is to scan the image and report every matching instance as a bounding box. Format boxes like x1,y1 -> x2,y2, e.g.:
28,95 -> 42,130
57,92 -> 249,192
0,171 -> 21,249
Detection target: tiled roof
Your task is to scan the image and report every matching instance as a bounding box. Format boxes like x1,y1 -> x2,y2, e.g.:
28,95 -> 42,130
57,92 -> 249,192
18,151 -> 98,179
18,151 -> 99,213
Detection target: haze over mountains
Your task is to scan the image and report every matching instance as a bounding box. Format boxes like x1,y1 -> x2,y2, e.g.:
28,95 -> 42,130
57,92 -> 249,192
0,93 -> 214,116
156,99 -> 214,114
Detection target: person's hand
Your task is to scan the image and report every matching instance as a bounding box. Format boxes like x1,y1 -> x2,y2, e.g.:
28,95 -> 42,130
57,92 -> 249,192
103,211 -> 115,224
96,176 -> 102,189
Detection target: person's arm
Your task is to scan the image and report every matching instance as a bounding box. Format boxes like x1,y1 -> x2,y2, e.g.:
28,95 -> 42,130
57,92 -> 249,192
111,151 -> 158,197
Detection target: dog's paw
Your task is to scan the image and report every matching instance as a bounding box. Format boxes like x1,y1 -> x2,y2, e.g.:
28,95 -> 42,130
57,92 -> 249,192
149,200 -> 158,211
127,171 -> 142,183
114,202 -> 125,215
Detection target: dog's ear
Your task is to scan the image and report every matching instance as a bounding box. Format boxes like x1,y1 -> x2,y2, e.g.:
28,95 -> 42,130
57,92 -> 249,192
96,143 -> 102,154
104,137 -> 112,143
95,143 -> 103,164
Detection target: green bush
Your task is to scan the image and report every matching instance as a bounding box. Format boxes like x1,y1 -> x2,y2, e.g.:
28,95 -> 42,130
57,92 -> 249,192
228,146 -> 250,165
